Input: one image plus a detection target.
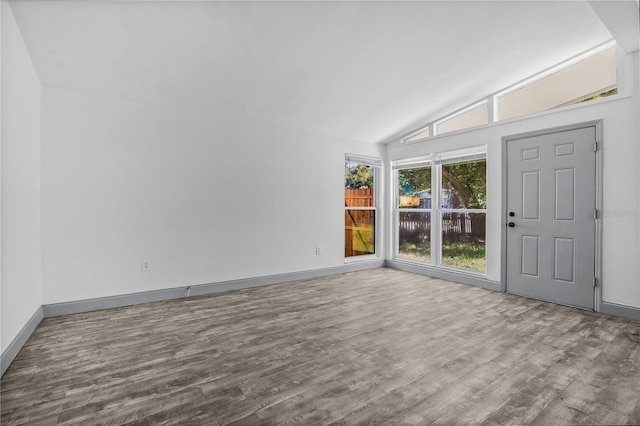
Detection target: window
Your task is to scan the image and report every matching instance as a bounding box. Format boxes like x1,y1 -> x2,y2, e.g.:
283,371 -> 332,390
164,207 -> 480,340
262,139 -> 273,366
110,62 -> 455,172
435,101 -> 488,136
496,45 -> 617,121
395,158 -> 432,262
345,155 -> 380,258
394,149 -> 486,273
400,41 -> 617,143
403,126 -> 430,143
440,157 -> 486,272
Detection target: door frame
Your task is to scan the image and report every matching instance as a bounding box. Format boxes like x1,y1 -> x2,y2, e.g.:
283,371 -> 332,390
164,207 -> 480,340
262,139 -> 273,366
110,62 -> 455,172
501,120 -> 603,311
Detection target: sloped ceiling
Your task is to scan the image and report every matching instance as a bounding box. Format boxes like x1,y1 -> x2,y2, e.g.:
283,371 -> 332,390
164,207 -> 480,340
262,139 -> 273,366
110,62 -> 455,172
9,1 -> 614,143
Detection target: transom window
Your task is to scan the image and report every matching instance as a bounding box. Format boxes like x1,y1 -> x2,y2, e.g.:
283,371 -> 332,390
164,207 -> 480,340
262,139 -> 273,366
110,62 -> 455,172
402,41 -> 617,144
436,101 -> 488,136
403,127 -> 431,144
496,45 -> 617,120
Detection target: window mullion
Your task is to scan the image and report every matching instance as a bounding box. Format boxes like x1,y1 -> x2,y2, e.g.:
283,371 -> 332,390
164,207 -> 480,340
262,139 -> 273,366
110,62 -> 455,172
393,169 -> 398,258
393,208 -> 399,258
372,167 -> 379,257
487,95 -> 497,123
432,163 -> 441,266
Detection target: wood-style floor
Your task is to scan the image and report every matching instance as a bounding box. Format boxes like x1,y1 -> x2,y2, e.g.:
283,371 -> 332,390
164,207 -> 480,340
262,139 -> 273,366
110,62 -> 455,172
2,268 -> 640,425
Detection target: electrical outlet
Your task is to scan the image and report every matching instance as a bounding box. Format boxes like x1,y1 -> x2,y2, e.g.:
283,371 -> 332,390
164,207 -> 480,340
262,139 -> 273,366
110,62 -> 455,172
141,259 -> 151,272
315,247 -> 321,255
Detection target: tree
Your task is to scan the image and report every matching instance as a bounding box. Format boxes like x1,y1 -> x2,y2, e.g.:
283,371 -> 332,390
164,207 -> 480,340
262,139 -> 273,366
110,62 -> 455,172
442,159 -> 486,240
394,161 -> 485,207
442,160 -> 486,209
398,167 -> 431,196
345,163 -> 373,189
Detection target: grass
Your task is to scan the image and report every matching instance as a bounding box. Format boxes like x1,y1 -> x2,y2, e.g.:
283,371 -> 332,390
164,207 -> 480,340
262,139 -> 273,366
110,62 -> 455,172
398,243 -> 431,262
441,241 -> 486,271
399,241 -> 485,272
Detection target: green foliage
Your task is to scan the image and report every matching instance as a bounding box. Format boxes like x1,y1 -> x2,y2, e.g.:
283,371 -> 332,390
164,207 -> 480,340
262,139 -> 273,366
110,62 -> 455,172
442,159 -> 486,209
396,160 -> 485,208
345,163 -> 374,189
400,241 -> 485,271
441,242 -> 486,271
579,87 -> 617,103
398,167 -> 431,196
398,243 -> 431,262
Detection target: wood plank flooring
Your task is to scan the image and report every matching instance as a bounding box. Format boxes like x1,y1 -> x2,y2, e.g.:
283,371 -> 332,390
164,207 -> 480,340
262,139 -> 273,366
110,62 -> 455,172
2,268 -> 640,425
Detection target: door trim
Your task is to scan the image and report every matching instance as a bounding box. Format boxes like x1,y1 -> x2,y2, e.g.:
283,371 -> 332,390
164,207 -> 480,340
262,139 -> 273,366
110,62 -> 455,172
501,120 -> 603,311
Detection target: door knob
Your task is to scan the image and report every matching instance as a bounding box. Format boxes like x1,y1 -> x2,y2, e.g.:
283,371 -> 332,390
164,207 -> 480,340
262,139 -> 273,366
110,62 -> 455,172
508,222 -> 515,228
509,212 -> 515,217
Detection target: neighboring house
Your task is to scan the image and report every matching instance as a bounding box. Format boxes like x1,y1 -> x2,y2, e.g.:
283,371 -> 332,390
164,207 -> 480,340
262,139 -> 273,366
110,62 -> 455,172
413,189 -> 454,209
415,189 -> 432,208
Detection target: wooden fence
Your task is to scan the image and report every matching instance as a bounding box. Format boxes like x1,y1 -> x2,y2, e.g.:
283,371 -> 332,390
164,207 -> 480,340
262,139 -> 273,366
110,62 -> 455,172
398,212 -> 486,245
344,189 -> 485,256
345,188 -> 374,256
345,188 -> 373,207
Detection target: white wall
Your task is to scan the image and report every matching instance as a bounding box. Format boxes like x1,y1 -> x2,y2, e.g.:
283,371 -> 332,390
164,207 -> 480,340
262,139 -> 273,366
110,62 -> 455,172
40,87 -> 382,304
1,2 -> 43,352
6,3 -> 638,318
39,53 -> 640,311
386,52 -> 640,309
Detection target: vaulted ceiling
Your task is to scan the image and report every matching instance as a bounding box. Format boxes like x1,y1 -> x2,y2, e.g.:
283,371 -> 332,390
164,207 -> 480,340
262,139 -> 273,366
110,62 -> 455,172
8,1 -> 623,143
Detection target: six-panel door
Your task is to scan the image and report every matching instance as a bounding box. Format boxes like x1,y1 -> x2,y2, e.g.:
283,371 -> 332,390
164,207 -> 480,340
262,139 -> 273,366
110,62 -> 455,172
506,127 -> 596,309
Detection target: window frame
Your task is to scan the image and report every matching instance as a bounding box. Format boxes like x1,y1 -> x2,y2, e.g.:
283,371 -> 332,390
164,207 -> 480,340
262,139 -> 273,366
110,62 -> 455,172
402,125 -> 432,144
494,44 -> 617,121
400,40 -> 617,144
438,155 -> 487,272
393,148 -> 487,275
434,100 -> 489,136
344,154 -> 381,261
394,159 -> 434,264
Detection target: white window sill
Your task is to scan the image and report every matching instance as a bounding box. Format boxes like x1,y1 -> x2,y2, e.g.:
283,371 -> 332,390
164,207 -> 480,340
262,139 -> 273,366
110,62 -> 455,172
345,254 -> 380,264
391,257 -> 487,279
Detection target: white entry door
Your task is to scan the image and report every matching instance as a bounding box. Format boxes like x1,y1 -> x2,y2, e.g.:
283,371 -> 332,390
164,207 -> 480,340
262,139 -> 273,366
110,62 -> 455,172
506,126 -> 596,309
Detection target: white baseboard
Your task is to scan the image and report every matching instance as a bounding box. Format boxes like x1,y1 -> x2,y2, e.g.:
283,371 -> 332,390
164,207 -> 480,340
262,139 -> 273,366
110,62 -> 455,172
601,301 -> 640,321
386,259 -> 502,291
1,306 -> 44,377
5,261 -> 637,378
42,260 -> 385,317
3,261 -> 384,376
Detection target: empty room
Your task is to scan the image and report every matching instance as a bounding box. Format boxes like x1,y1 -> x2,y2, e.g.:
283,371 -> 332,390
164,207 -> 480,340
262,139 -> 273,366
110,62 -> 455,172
2,0 -> 640,424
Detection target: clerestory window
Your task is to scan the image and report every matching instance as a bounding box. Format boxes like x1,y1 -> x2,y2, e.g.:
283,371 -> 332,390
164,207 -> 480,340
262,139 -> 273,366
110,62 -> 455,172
402,42 -> 617,144
496,45 -> 617,121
